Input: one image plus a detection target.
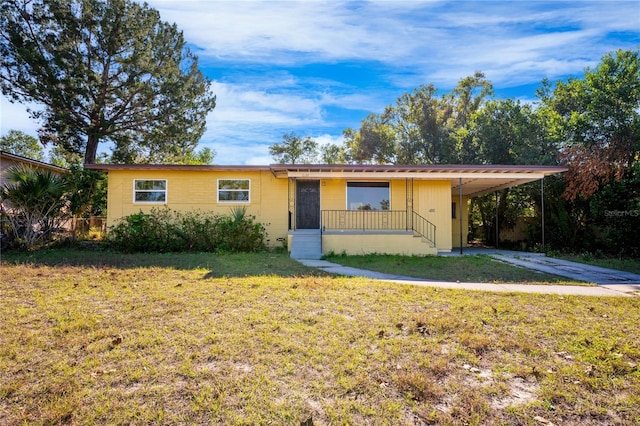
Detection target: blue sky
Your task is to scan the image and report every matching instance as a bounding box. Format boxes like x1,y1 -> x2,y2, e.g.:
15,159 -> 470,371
1,0 -> 638,164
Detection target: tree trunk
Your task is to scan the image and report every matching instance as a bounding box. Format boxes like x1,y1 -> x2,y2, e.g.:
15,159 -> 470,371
84,134 -> 99,164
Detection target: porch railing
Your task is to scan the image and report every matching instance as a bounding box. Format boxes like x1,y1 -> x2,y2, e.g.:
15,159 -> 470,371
320,210 -> 436,247
321,210 -> 408,232
412,211 -> 436,247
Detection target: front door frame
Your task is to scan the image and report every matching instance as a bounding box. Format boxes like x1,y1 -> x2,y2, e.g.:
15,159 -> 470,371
295,179 -> 321,229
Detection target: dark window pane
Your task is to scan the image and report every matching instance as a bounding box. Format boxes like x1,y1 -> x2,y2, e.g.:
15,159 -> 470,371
218,190 -> 249,201
347,182 -> 389,188
135,191 -> 166,202
347,182 -> 390,211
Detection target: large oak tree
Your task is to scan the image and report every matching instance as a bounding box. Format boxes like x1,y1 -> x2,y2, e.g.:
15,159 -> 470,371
0,0 -> 216,164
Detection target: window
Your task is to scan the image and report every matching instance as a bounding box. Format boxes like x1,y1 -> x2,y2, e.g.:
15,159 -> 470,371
218,179 -> 250,203
134,179 -> 166,203
347,182 -> 390,210
452,202 -> 457,219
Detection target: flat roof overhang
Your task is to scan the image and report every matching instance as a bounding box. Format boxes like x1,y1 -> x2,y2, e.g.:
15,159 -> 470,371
86,163 -> 567,198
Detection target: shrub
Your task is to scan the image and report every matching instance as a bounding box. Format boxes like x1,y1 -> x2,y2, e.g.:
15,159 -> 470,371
177,210 -> 218,251
213,206 -> 266,252
107,207 -> 266,253
107,208 -> 185,253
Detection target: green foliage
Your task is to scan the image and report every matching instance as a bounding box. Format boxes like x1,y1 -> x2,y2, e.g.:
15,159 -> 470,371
340,49 -> 639,256
180,147 -> 216,165
107,207 -> 267,253
343,113 -> 396,164
107,208 -> 184,253
533,49 -> 640,255
64,165 -> 107,217
0,163 -> 107,249
540,49 -> 640,200
344,72 -> 494,165
0,0 -> 216,164
319,143 -> 344,164
0,130 -> 44,160
48,144 -> 84,168
588,162 -> 640,257
214,206 -> 266,252
0,164 -> 69,249
269,132 -> 318,164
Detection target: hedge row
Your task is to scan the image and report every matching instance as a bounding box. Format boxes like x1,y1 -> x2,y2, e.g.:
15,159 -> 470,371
107,207 -> 266,253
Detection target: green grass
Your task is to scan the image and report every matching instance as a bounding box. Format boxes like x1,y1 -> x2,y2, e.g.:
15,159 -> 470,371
324,253 -> 588,284
0,247 -> 326,277
1,249 -> 638,425
555,253 -> 640,275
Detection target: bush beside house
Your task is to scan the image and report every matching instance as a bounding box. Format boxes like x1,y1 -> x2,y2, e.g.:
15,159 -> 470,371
107,206 -> 267,253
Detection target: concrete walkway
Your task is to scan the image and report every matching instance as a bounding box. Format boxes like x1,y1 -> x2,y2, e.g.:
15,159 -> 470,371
296,251 -> 640,297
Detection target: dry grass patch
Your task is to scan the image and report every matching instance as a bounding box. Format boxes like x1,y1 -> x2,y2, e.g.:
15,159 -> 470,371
1,252 -> 639,425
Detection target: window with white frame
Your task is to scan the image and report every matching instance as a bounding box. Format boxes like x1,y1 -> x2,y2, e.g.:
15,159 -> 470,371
347,182 -> 390,210
133,179 -> 167,203
217,179 -> 250,203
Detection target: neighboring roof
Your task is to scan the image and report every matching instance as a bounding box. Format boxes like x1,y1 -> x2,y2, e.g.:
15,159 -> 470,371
86,163 -> 568,197
0,151 -> 68,174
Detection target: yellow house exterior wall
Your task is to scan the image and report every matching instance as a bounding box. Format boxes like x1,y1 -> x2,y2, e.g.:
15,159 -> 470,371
322,233 -> 437,256
318,179 -> 344,210
451,195 -> 470,249
412,180 -> 453,251
105,169 -> 289,247
106,170 -> 458,254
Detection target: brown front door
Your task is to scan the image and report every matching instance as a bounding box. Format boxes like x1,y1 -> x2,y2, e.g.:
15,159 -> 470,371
296,180 -> 320,229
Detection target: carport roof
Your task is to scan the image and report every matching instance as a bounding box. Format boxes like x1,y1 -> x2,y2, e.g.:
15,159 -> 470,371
269,164 -> 567,197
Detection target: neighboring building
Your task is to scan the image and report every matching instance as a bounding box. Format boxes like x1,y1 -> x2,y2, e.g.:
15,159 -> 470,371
1,150 -> 68,212
86,163 -> 567,259
0,150 -> 67,188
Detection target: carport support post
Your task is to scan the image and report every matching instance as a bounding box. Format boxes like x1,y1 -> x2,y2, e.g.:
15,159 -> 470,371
495,191 -> 499,249
459,177 -> 463,255
541,178 -> 545,252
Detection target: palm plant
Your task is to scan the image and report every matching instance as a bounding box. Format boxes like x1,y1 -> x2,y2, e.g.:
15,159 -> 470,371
0,165 -> 69,249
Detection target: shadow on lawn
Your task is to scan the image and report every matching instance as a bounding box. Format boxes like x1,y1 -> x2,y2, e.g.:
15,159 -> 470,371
1,247 -> 328,278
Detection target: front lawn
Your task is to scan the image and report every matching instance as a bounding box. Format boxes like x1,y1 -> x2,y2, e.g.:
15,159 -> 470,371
324,253 -> 587,284
0,247 -> 325,277
1,250 -> 638,425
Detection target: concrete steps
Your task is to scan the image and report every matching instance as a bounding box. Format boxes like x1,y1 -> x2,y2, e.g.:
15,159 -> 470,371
290,230 -> 322,259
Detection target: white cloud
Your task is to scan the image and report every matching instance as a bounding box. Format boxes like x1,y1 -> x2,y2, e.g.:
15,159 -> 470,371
146,0 -> 638,83
314,133 -> 345,147
200,79 -> 379,163
211,82 -> 322,123
147,0 -> 432,64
